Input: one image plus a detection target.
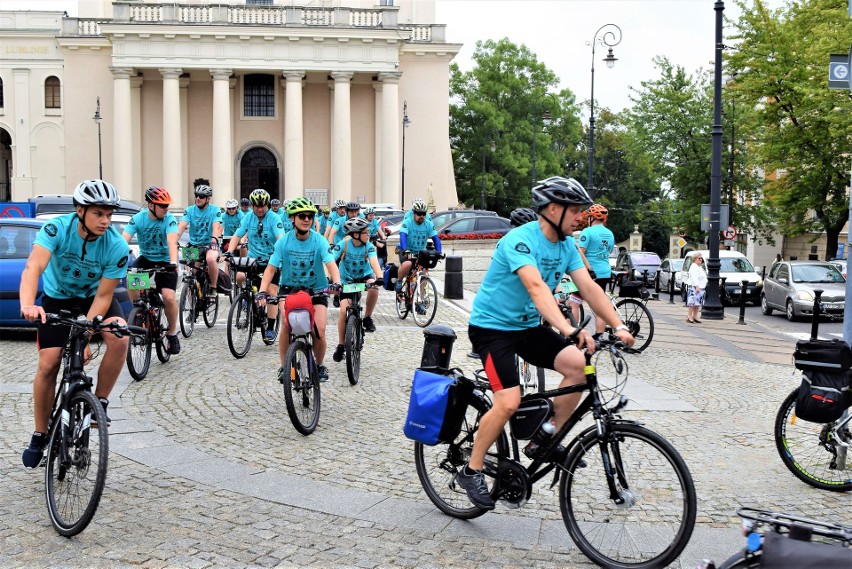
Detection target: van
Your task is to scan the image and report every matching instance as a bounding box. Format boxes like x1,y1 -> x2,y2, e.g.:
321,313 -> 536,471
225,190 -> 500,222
680,250 -> 763,305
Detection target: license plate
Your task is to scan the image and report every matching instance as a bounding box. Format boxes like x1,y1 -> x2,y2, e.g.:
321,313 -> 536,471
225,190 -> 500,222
824,302 -> 844,310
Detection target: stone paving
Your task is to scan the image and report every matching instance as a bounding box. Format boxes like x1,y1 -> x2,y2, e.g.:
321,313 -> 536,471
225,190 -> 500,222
1,285 -> 850,568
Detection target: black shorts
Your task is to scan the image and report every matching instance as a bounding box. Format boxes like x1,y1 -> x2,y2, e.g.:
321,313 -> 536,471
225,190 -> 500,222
468,324 -> 568,392
340,277 -> 373,302
38,296 -> 125,350
594,277 -> 611,292
397,248 -> 412,265
133,256 -> 178,290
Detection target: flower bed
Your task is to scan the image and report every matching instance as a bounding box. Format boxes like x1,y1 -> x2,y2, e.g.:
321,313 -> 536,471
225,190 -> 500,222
438,232 -> 505,240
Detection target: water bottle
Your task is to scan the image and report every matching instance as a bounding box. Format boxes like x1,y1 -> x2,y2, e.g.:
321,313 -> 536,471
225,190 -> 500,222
523,420 -> 556,459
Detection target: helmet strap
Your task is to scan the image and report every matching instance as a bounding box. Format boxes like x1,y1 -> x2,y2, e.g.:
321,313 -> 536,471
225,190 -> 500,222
541,205 -> 568,242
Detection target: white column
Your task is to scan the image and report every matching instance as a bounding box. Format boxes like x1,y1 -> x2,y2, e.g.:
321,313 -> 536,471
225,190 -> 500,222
283,71 -> 305,201
379,72 -> 401,209
111,67 -> 134,197
373,82 -> 383,201
211,68 -> 233,206
179,76 -> 190,205
11,68 -> 33,197
160,68 -> 182,201
330,71 -> 353,204
130,75 -> 144,202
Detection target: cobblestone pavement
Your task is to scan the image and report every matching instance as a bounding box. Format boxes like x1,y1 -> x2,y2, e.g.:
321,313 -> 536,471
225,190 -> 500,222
1,289 -> 850,568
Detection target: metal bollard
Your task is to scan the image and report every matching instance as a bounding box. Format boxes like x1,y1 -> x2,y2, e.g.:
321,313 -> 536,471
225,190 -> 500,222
668,269 -> 675,304
642,269 -> 649,286
720,277 -> 728,306
444,255 -> 464,300
737,280 -> 748,325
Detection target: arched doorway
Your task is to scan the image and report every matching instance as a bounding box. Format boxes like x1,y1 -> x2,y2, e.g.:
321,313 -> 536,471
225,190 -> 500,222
239,147 -> 279,200
0,128 -> 11,202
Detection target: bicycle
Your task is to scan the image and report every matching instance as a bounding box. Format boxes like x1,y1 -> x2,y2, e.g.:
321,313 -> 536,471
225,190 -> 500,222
225,256 -> 281,359
177,244 -> 219,338
700,507 -> 852,569
395,249 -> 444,327
414,329 -> 696,569
125,266 -> 176,381
41,312 -> 143,536
339,280 -> 381,386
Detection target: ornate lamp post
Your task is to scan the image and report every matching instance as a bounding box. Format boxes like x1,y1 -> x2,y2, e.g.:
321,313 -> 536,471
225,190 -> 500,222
93,96 -> 103,179
401,100 -> 411,209
530,93 -> 557,188
587,24 -> 622,198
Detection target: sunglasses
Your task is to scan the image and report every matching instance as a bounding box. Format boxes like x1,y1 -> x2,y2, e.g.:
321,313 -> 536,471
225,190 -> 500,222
296,212 -> 315,221
413,212 -> 426,217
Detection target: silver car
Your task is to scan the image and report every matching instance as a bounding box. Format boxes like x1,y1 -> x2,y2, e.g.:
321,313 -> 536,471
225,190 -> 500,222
760,261 -> 846,321
655,258 -> 685,293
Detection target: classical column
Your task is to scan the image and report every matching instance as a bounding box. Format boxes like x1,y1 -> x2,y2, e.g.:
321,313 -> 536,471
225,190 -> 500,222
111,67 -> 134,197
179,76 -> 190,206
372,82 -> 383,201
379,72 -> 401,209
11,68 -> 33,197
330,71 -> 353,204
160,68 -> 182,201
211,68 -> 233,205
283,71 -> 305,201
130,75 -> 144,202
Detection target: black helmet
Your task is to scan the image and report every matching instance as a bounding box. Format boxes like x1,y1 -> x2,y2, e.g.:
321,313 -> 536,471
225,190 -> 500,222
509,207 -> 538,227
270,198 -> 281,207
531,177 -> 592,210
345,201 -> 361,211
240,197 -> 250,207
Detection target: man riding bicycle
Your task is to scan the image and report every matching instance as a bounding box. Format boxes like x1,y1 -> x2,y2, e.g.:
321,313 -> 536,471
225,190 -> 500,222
331,217 -> 383,363
258,197 -> 341,383
221,198 -> 244,247
177,184 -> 223,295
456,177 -> 635,510
324,199 -> 347,241
327,201 -> 362,247
578,203 -> 615,335
121,186 -> 181,355
20,179 -> 130,467
363,206 -> 389,269
396,198 -> 442,314
224,189 -> 285,342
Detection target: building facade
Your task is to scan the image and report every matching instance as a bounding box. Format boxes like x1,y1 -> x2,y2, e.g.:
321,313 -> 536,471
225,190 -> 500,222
0,0 -> 460,210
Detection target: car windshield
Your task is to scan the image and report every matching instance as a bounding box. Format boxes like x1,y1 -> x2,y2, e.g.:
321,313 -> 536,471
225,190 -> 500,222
631,253 -> 660,265
720,257 -> 755,272
791,264 -> 845,283
671,260 -> 684,271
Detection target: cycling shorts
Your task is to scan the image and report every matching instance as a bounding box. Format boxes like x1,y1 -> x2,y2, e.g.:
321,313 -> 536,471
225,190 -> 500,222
468,324 -> 569,392
133,256 -> 178,291
38,296 -> 125,350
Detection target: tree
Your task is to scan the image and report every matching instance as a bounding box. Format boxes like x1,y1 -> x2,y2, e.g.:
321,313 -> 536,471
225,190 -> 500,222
728,0 -> 852,259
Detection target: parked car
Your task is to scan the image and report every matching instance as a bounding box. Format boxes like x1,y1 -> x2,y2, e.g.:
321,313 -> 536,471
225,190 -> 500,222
680,249 -> 763,306
379,213 -> 406,238
613,251 -> 662,285
761,261 -> 845,321
829,259 -> 847,279
655,258 -> 685,293
430,209 -> 497,231
436,215 -> 512,238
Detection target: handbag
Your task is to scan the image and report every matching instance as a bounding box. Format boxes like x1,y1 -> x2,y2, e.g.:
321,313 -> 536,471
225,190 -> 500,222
403,369 -> 469,445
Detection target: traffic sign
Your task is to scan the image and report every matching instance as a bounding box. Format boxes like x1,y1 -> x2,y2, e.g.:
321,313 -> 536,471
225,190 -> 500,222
676,237 -> 687,248
722,226 -> 737,240
829,54 -> 849,90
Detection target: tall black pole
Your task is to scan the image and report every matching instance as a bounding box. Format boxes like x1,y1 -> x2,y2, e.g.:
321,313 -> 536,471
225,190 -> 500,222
703,0 -> 726,320
401,101 -> 409,209
94,96 -> 103,180
586,24 -> 621,199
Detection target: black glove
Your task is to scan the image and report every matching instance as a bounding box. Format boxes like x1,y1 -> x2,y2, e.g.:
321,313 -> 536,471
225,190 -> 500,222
374,278 -> 384,288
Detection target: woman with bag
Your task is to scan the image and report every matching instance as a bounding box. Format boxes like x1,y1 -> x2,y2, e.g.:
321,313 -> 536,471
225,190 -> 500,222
686,254 -> 707,323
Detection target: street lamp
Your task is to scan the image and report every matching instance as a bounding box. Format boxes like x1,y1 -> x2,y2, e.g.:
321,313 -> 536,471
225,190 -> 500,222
586,23 -> 622,198
480,134 -> 496,210
530,95 -> 556,188
93,96 -> 103,179
401,101 -> 411,209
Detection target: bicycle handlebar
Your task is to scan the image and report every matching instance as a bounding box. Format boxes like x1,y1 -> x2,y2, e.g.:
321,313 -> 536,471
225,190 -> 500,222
45,312 -> 146,338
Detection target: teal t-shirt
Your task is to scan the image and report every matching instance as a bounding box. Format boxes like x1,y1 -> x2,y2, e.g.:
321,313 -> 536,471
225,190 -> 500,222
367,217 -> 381,238
35,213 -> 130,299
269,230 -> 335,291
181,204 -> 222,246
578,224 -> 615,278
469,223 -> 584,330
399,217 -> 437,253
318,214 -> 329,235
234,210 -> 284,260
222,211 -> 244,238
124,210 -> 178,263
332,237 -> 377,282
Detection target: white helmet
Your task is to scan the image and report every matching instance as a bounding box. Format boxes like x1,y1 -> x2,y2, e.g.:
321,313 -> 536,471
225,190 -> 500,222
73,179 -> 121,208
225,199 -> 239,209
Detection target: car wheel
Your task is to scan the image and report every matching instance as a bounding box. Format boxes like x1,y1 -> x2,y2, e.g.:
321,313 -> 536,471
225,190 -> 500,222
760,294 -> 773,316
785,299 -> 797,322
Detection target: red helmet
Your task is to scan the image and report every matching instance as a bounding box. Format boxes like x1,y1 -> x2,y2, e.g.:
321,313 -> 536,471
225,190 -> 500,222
586,203 -> 608,221
145,186 -> 172,205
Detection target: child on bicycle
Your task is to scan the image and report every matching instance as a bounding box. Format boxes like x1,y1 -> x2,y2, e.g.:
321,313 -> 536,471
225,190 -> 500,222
396,198 -> 442,314
177,184 -> 223,295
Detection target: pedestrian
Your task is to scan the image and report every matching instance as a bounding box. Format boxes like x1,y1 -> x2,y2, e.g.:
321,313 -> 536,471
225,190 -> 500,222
775,253 -> 783,263
686,254 -> 707,323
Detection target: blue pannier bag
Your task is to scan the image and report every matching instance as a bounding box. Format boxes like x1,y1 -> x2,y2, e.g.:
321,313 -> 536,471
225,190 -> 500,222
404,369 -> 467,445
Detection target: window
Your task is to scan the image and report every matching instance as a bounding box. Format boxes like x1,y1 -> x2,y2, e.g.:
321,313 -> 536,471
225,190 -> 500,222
478,217 -> 506,231
447,218 -> 475,233
243,74 -> 274,117
44,76 -> 61,109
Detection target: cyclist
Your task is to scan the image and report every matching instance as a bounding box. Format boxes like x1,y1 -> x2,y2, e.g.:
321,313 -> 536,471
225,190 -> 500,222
456,177 -> 635,510
258,197 -> 341,383
401,196 -> 433,224
331,217 -> 383,362
317,206 -> 330,236
239,197 -> 251,215
19,179 -> 130,468
363,206 -> 389,269
327,201 -> 362,247
509,207 -> 538,228
396,197 -> 442,314
324,199 -> 347,241
177,184 -> 223,295
279,200 -> 295,233
221,198 -> 245,257
578,203 -> 615,335
225,189 -> 285,342
270,198 -> 283,218
121,186 -> 181,354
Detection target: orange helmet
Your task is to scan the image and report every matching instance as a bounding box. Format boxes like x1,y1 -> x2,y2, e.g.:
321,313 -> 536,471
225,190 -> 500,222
145,186 -> 172,205
586,203 -> 608,222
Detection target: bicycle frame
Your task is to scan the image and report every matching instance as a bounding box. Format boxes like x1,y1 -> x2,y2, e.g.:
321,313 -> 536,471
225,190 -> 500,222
50,329 -> 95,465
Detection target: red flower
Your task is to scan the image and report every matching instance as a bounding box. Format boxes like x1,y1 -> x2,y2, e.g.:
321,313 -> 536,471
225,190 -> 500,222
439,232 -> 505,240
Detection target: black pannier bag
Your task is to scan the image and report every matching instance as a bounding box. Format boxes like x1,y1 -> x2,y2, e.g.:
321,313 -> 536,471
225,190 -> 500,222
760,530 -> 852,569
793,338 -> 852,372
795,369 -> 852,423
619,280 -> 650,300
417,249 -> 441,270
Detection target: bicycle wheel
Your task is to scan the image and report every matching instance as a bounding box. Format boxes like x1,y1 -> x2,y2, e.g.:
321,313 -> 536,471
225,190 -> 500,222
126,307 -> 152,381
154,307 -> 171,363
615,298 -> 654,352
412,276 -> 438,327
774,388 -> 852,492
559,422 -> 697,569
45,389 -> 109,537
202,279 -> 218,328
226,293 -> 253,359
414,402 -> 509,520
395,287 -> 410,320
344,313 -> 361,386
178,282 -> 196,338
282,339 -> 321,435
259,305 -> 280,346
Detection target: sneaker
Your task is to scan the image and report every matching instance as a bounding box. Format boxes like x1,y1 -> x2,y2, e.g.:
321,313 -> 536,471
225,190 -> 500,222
455,465 -> 495,510
415,302 -> 427,315
332,344 -> 345,363
22,432 -> 47,468
206,290 -> 218,299
264,329 -> 276,342
166,334 -> 181,355
278,366 -> 288,384
317,365 -> 329,383
92,397 -> 111,427
394,281 -> 403,293
362,315 -> 376,333
332,295 -> 340,308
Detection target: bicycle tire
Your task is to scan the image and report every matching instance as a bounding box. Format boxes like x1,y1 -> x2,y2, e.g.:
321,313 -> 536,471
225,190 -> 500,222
227,293 -> 254,359
126,307 -> 152,381
202,279 -> 218,328
283,339 -> 321,435
178,283 -> 196,338
412,276 -> 438,327
344,313 -> 361,385
154,307 -> 171,363
774,388 -> 852,492
615,298 -> 654,352
414,401 -> 509,520
259,305 -> 281,346
45,389 -> 109,537
559,422 -> 697,569
395,287 -> 410,320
